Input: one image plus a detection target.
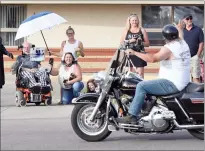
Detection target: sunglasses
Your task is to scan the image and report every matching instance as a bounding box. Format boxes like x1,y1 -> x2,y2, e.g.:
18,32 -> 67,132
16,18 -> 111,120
129,13 -> 138,17
186,16 -> 192,20
67,32 -> 74,35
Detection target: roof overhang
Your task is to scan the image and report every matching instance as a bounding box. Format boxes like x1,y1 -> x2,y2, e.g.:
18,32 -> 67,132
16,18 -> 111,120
1,0 -> 204,5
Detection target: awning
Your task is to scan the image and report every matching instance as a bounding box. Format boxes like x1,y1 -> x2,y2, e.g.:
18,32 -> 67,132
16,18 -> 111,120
1,0 -> 204,5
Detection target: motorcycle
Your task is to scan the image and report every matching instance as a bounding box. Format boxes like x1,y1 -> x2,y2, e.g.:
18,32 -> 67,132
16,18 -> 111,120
71,41 -> 204,141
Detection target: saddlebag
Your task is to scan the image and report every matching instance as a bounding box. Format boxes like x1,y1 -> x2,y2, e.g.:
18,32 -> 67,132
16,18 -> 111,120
180,92 -> 204,122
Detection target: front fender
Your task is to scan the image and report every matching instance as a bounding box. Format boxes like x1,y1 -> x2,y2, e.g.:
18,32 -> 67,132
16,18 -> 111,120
72,93 -> 118,117
72,93 -> 100,104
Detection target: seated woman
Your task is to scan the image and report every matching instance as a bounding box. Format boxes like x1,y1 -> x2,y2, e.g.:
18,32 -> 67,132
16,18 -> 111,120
51,52 -> 84,104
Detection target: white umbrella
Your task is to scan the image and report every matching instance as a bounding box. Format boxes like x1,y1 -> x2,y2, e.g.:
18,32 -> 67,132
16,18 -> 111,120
15,11 -> 67,40
15,11 -> 67,55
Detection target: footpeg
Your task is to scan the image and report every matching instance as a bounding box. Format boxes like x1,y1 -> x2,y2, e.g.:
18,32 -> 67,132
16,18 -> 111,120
120,123 -> 142,128
119,123 -> 143,130
108,125 -> 118,131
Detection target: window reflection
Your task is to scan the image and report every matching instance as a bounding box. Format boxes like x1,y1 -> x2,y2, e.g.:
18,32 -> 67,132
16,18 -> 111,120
142,6 -> 172,28
174,6 -> 204,28
147,32 -> 165,46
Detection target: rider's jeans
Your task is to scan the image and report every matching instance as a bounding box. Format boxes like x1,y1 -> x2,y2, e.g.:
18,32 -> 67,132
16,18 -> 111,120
129,79 -> 179,117
61,81 -> 84,104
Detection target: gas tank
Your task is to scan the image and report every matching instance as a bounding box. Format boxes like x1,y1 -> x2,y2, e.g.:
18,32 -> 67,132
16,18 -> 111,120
120,77 -> 142,95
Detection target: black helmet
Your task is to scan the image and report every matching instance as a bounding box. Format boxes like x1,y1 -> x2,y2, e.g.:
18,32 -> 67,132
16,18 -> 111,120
162,24 -> 179,41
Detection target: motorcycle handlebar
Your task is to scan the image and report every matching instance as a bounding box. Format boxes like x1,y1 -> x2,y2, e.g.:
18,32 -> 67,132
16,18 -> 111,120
118,40 -> 145,53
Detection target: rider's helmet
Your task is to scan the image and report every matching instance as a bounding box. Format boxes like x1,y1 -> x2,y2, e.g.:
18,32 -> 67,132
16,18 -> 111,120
162,24 -> 179,41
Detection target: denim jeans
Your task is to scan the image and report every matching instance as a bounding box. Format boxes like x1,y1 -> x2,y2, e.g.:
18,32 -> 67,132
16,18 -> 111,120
61,81 -> 84,104
129,79 -> 179,116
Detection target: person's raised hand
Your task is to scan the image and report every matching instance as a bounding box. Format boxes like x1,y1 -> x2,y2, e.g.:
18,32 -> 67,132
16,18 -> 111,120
8,52 -> 14,59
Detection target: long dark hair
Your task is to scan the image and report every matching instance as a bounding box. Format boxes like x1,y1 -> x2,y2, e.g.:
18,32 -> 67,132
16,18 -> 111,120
86,79 -> 97,93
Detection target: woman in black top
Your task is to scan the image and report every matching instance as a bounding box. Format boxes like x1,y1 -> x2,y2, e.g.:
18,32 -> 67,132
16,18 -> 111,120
120,14 -> 150,78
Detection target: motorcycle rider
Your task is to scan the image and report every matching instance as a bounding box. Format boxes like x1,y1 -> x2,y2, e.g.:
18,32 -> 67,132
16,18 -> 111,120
12,42 -> 51,88
116,23 -> 191,124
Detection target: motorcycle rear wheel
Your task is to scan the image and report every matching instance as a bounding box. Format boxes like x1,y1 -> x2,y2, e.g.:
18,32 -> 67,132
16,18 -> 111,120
71,103 -> 111,142
188,129 -> 204,140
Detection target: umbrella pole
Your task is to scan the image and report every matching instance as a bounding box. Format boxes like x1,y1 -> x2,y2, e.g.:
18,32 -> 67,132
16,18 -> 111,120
33,12 -> 51,56
40,30 -> 51,56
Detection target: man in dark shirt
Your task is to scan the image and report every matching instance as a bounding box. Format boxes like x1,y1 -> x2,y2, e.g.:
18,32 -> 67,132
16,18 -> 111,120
0,37 -> 14,89
183,14 -> 204,83
12,42 -> 49,88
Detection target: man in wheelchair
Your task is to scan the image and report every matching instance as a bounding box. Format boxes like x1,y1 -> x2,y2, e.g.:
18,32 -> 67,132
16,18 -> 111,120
11,42 -> 52,89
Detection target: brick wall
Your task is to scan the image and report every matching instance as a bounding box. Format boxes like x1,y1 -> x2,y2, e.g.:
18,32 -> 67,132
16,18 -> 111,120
3,47 -> 160,73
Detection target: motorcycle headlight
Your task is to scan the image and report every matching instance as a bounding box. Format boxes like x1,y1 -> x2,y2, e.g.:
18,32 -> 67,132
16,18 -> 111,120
101,75 -> 114,92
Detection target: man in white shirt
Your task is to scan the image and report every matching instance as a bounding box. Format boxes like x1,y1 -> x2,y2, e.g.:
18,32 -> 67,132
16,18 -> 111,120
116,23 -> 191,124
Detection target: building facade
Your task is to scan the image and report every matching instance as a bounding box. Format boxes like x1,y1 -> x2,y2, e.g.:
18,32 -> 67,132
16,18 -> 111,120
1,0 -> 204,49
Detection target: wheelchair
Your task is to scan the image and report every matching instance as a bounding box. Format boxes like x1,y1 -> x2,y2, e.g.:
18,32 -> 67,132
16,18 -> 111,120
14,45 -> 54,107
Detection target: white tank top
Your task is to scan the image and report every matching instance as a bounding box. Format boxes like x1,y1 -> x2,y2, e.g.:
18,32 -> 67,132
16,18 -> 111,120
159,40 -> 191,91
62,40 -> 79,61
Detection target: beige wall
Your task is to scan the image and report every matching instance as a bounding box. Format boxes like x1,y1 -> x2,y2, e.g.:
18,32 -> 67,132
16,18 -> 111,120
27,4 -> 141,48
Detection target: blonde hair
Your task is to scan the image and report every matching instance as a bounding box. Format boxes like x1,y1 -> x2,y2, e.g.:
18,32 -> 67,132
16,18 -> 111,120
126,14 -> 140,31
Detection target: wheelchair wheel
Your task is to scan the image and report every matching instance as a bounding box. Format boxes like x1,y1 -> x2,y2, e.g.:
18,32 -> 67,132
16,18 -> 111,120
45,97 -> 52,106
35,102 -> 41,106
16,91 -> 26,107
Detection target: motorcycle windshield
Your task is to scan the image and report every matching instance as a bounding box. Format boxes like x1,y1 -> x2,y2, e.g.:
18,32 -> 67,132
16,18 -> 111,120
105,49 -> 125,76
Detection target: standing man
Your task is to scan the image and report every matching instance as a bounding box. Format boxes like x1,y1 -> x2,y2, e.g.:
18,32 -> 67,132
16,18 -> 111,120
0,37 -> 14,89
183,14 -> 204,83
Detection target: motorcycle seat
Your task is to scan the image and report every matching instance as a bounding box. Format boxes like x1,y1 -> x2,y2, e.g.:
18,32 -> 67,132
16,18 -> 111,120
185,82 -> 204,93
158,82 -> 204,99
159,91 -> 184,99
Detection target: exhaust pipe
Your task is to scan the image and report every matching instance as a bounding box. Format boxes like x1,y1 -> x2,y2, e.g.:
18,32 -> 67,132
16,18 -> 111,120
173,120 -> 204,129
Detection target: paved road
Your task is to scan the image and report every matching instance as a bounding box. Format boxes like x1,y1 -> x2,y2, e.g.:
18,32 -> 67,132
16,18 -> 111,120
1,73 -> 204,150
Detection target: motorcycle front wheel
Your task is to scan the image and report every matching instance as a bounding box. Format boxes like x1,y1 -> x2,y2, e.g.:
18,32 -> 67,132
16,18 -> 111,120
71,103 -> 111,142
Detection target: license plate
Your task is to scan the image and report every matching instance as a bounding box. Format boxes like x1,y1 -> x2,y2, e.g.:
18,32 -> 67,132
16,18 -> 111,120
31,94 -> 41,102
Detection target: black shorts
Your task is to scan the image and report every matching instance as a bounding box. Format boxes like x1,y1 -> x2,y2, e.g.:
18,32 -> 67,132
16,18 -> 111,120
124,55 -> 147,67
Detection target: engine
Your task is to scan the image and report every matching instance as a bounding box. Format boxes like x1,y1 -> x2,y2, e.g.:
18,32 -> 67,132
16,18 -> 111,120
139,105 -> 176,132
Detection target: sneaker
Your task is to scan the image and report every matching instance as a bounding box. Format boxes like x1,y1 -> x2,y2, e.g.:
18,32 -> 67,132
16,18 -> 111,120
57,101 -> 62,105
115,114 -> 140,124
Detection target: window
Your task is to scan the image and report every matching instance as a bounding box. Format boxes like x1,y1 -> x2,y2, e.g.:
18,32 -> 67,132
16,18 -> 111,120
0,32 -> 23,46
142,5 -> 204,46
142,6 -> 172,28
174,6 -> 204,28
0,5 -> 26,46
147,32 -> 165,46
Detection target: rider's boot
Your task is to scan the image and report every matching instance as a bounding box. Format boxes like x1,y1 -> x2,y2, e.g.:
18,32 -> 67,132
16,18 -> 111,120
115,113 -> 142,124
